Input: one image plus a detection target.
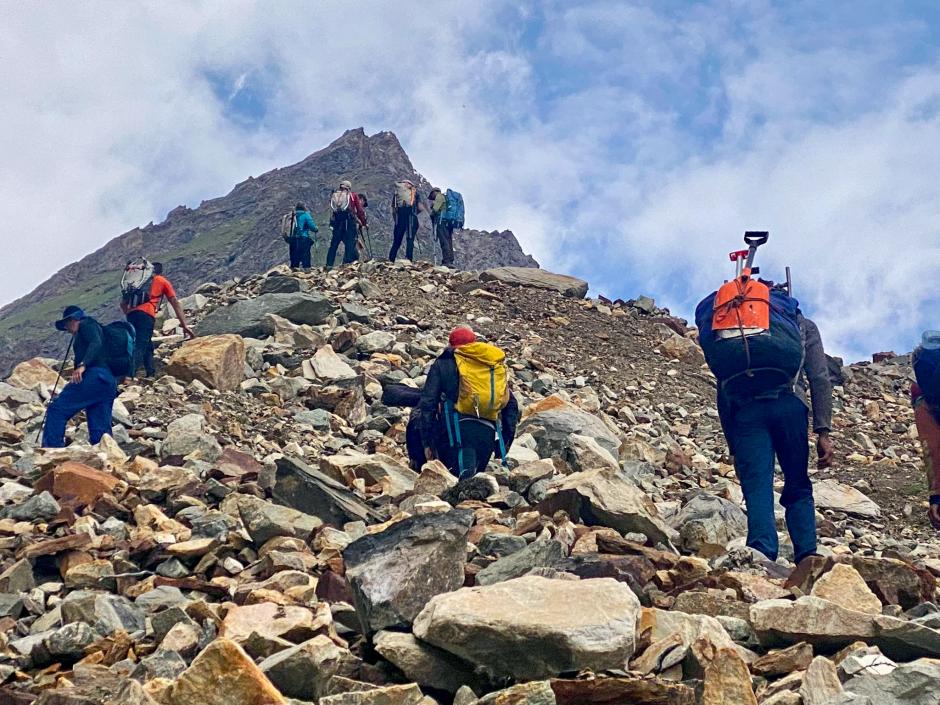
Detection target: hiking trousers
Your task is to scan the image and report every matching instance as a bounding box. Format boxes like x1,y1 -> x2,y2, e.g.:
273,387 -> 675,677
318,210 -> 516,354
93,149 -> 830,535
389,206 -> 418,261
127,310 -> 156,378
42,366 -> 117,447
726,392 -> 817,562
327,212 -> 358,268
435,219 -> 455,266
289,236 -> 313,269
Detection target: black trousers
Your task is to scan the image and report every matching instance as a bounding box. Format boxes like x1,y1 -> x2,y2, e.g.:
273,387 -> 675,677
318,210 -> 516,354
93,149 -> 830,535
127,310 -> 156,378
289,237 -> 313,268
389,206 -> 418,261
435,218 -> 455,266
327,212 -> 358,268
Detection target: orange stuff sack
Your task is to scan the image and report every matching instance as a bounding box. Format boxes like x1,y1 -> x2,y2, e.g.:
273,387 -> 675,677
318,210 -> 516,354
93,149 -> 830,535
712,276 -> 770,337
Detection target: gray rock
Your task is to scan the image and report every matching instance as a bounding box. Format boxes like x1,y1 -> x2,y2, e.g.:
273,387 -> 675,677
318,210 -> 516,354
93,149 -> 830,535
151,606 -> 198,642
273,455 -> 383,527
517,398 -> 620,459
356,331 -> 396,354
134,586 -> 187,611
318,684 -> 425,705
841,658 -> 940,704
131,649 -> 188,681
800,656 -> 844,705
0,593 -> 24,618
414,576 -> 640,680
0,559 -> 35,593
0,382 -> 40,406
476,682 -> 556,705
0,491 -> 59,522
42,622 -> 96,661
259,635 -> 360,701
294,409 -> 332,431
477,533 -> 528,557
156,558 -> 190,578
476,539 -> 565,586
633,296 -> 656,314
373,630 -> 485,694
238,495 -> 323,546
673,492 -> 748,553
60,591 -> 145,636
341,302 -> 372,323
161,413 -> 222,462
343,509 -> 472,635
480,267 -> 589,299
260,274 -> 304,294
196,292 -> 333,338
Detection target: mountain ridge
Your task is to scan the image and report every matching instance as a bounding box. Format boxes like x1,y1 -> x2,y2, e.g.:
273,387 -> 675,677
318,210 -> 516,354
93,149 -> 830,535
0,128 -> 537,374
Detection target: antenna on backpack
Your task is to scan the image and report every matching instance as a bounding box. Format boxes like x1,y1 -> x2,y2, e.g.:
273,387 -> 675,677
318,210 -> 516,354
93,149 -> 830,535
785,266 -> 792,296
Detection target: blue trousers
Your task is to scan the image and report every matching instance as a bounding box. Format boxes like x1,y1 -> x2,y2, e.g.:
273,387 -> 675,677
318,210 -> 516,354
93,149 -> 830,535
726,392 -> 817,562
42,366 -> 117,448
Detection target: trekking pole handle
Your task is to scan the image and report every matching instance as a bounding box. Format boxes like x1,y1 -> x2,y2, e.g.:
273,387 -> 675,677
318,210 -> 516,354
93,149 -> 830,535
743,231 -> 768,269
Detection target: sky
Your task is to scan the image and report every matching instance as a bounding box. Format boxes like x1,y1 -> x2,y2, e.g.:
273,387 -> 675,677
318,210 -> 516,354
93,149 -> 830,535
2,1 -> 940,361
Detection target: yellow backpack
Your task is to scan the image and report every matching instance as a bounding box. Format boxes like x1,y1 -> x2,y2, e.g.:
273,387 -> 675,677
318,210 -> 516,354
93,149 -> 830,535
453,342 -> 510,421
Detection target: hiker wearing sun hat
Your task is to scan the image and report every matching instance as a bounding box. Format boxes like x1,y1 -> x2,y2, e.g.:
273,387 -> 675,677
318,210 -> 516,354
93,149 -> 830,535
42,306 -> 120,447
416,325 -> 520,478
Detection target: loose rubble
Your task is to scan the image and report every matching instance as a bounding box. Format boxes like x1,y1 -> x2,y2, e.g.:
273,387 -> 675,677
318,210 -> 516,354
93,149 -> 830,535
0,259 -> 938,705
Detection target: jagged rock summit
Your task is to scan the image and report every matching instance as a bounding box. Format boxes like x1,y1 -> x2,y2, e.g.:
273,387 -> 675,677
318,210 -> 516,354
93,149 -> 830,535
0,259 -> 939,705
0,128 -> 537,375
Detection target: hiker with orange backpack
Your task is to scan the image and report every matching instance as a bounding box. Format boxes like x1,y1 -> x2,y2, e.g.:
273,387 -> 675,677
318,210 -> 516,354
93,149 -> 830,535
696,233 -> 833,565
327,180 -> 367,269
911,332 -> 940,529
418,325 -> 520,478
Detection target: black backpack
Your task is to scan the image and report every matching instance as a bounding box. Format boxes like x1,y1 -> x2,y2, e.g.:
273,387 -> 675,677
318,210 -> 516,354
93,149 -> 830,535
102,321 -> 136,377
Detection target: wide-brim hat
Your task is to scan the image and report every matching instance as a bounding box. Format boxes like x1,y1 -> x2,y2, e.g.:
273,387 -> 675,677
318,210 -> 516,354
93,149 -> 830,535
55,305 -> 85,331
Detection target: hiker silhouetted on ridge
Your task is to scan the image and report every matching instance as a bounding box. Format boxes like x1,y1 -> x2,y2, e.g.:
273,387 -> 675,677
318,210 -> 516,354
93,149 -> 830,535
327,180 -> 367,269
429,186 -> 463,267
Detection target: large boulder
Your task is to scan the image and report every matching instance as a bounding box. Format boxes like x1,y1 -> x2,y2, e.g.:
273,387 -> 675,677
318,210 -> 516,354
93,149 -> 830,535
320,450 -> 417,496
518,396 -> 621,458
165,334 -> 245,391
35,461 -> 119,505
343,509 -> 472,634
196,292 -> 333,338
480,267 -> 589,298
842,658 -> 940,705
273,455 -> 382,527
6,358 -> 59,390
237,495 -> 322,545
673,492 -> 747,554
165,638 -> 286,705
813,479 -> 881,518
413,576 -> 641,680
541,467 -> 673,546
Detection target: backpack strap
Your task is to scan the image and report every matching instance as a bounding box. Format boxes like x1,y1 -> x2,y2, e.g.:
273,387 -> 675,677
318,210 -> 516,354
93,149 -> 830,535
495,411 -> 508,468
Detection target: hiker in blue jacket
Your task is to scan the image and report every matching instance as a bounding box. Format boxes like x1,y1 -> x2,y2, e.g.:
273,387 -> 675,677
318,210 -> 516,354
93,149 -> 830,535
42,306 -> 118,447
289,203 -> 319,270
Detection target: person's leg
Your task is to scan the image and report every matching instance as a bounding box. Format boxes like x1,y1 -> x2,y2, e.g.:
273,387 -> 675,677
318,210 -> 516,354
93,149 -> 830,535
41,376 -> 99,448
137,312 -> 156,377
770,393 -> 816,562
457,417 -> 497,478
299,238 -> 312,268
127,311 -> 147,378
342,218 -> 358,264
389,211 -> 406,261
405,210 -> 417,261
440,224 -> 455,266
84,367 -> 117,444
289,238 -> 299,269
728,400 -> 780,560
326,228 -> 343,269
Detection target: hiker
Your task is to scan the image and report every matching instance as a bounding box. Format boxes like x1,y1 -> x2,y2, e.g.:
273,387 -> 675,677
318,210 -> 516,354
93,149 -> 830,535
417,325 -> 520,478
41,307 -> 120,447
696,234 -> 833,565
121,262 -> 194,379
911,331 -> 940,529
389,180 -> 422,262
428,187 -> 455,267
327,180 -> 367,269
288,202 -> 319,270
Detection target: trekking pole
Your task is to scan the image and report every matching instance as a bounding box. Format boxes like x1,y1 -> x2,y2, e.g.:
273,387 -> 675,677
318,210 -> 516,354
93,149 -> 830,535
786,266 -> 793,296
365,226 -> 374,260
34,336 -> 73,445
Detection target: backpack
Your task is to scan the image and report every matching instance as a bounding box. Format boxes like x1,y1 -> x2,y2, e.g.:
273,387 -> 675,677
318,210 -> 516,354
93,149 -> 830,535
394,180 -> 417,208
279,211 -> 297,242
914,332 -> 940,405
102,321 -> 136,378
120,258 -> 155,309
453,342 -> 510,421
331,189 -> 351,212
696,287 -> 803,400
441,189 -> 465,229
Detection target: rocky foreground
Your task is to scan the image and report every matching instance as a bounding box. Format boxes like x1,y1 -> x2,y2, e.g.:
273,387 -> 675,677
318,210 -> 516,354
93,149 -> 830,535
0,261 -> 938,705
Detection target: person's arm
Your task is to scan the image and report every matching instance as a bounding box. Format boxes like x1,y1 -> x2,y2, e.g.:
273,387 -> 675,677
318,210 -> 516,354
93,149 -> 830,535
168,296 -> 195,339
303,212 -> 318,235
72,321 -> 103,383
353,195 -> 367,227
500,393 -> 520,450
802,317 -> 834,467
418,360 -> 444,459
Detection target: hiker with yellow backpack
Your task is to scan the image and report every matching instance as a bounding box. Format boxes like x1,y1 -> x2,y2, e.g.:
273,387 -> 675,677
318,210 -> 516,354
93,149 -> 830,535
418,325 -> 520,479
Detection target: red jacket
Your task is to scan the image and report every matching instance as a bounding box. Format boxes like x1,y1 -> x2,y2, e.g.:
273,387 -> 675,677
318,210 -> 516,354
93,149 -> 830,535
335,192 -> 367,227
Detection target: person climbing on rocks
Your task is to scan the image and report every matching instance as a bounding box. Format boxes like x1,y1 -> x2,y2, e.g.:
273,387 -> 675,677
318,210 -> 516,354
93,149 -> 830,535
327,180 -> 367,269
121,262 -> 194,379
287,202 -> 319,270
389,179 -> 422,262
418,325 -> 519,478
696,233 -> 833,565
42,307 -> 120,447
427,187 -> 455,267
912,331 -> 940,529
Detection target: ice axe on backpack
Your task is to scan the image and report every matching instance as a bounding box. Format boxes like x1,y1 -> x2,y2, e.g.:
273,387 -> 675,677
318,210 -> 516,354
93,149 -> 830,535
730,231 -> 769,277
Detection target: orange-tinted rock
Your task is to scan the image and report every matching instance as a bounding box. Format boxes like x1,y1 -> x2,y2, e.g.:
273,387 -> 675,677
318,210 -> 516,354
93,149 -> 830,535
36,462 -> 119,504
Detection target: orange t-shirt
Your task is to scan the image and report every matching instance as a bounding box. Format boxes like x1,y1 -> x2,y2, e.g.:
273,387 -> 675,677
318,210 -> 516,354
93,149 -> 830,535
128,274 -> 176,318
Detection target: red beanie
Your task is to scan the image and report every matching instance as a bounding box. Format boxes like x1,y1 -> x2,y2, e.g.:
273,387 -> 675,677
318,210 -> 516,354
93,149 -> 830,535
449,326 -> 476,347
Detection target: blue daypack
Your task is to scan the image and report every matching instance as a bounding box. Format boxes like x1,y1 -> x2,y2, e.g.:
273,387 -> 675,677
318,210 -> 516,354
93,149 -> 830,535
696,288 -> 804,400
914,333 -> 940,405
442,189 -> 465,229
103,321 -> 137,378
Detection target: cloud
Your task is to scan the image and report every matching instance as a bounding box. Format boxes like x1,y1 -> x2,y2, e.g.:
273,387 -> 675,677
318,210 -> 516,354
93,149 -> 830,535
2,0 -> 939,361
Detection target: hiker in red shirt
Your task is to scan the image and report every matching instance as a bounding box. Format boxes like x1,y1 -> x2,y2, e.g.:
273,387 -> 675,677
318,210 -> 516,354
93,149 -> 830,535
120,262 -> 194,378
